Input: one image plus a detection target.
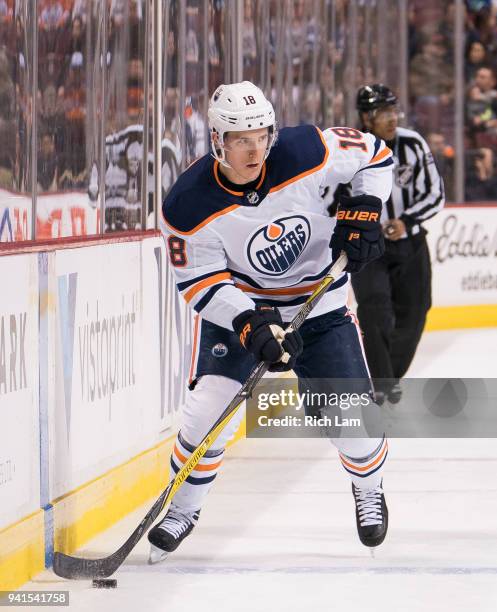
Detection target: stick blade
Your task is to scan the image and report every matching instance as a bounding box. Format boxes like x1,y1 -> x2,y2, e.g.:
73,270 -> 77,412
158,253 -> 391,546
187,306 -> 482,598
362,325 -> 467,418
53,551 -> 121,579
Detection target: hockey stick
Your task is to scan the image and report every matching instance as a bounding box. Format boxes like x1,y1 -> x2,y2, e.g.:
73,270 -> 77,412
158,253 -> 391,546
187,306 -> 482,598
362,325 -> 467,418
53,251 -> 348,579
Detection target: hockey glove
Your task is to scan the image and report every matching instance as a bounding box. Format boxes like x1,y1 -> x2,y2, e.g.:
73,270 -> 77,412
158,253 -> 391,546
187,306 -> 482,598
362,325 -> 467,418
330,194 -> 385,273
232,304 -> 303,372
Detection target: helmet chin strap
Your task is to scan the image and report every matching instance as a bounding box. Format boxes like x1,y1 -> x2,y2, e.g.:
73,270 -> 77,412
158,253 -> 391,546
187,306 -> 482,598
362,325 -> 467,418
216,152 -> 233,169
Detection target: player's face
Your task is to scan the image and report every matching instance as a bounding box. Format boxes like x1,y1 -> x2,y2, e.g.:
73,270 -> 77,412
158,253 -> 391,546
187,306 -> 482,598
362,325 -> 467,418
221,128 -> 269,184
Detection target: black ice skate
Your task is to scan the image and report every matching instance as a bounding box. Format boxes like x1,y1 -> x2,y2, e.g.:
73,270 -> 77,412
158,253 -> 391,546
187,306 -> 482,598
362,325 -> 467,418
148,504 -> 200,564
352,481 -> 388,548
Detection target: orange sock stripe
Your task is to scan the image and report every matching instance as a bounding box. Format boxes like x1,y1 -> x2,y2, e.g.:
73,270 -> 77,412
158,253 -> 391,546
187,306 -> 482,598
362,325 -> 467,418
340,440 -> 388,473
173,444 -> 223,472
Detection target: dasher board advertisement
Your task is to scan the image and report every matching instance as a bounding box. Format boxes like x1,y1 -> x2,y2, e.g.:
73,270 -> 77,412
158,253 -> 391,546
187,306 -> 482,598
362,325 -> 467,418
51,241 -> 161,498
0,254 -> 39,530
425,205 -> 497,306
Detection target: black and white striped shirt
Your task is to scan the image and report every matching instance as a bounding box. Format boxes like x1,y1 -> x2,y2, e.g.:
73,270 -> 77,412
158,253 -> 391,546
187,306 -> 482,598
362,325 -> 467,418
383,126 -> 445,232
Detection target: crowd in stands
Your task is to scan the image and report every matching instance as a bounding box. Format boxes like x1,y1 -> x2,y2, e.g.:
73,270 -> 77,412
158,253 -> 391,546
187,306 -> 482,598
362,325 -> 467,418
1,0 -> 497,231
408,0 -> 497,200
0,0 -> 146,202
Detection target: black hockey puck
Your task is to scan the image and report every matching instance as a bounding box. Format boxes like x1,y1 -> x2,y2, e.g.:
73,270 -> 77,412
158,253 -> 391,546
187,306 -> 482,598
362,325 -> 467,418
92,578 -> 117,588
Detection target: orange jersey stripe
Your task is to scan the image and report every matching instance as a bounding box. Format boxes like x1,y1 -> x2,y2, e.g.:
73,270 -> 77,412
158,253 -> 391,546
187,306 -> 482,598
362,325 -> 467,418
213,161 -> 267,195
184,272 -> 232,303
173,444 -> 223,472
234,278 -> 324,296
256,163 -> 267,189
214,161 -> 243,195
269,127 -> 330,194
340,440 -> 388,473
368,146 -> 392,166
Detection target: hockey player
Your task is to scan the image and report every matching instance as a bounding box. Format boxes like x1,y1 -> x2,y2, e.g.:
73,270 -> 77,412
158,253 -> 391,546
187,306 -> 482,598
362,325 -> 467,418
149,81 -> 393,563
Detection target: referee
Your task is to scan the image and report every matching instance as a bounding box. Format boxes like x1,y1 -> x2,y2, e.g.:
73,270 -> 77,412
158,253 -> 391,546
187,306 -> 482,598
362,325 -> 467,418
351,84 -> 445,403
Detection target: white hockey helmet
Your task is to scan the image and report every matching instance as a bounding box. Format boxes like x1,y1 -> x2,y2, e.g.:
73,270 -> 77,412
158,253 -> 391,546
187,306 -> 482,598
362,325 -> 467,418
208,81 -> 277,167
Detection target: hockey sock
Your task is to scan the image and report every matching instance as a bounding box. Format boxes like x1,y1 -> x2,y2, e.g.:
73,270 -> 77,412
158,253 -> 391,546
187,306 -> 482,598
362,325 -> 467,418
336,436 -> 388,489
169,431 -> 225,512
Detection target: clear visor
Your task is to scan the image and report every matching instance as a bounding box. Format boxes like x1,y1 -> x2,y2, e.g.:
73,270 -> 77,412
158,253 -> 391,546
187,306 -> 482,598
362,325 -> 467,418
372,105 -> 405,121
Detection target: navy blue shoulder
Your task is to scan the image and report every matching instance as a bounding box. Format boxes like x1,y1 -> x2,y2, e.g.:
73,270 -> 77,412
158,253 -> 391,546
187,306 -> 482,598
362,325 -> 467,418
162,154 -> 235,233
266,125 -> 327,189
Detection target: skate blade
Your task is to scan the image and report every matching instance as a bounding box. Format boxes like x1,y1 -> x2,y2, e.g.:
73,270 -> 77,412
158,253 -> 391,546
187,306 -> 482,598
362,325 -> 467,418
148,544 -> 170,565
369,547 -> 376,559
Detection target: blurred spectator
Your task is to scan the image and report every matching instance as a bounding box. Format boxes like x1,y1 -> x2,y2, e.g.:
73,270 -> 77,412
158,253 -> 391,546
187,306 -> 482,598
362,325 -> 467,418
56,16 -> 85,86
465,40 -> 488,82
38,81 -> 65,159
165,29 -> 178,89
0,1 -> 10,17
99,124 -> 144,231
409,33 -> 453,102
299,84 -> 323,126
58,52 -> 86,188
0,46 -> 14,185
466,66 -> 497,146
319,64 -> 345,127
39,0 -> 68,32
466,2 -> 497,65
184,95 -> 206,164
0,47 -> 14,120
71,0 -> 89,24
0,0 -> 12,34
465,146 -> 497,200
127,57 -> 144,121
161,135 -> 181,200
37,131 -> 59,191
426,132 -> 455,201
124,138 -> 142,228
413,85 -> 455,143
129,0 -> 144,61
185,5 -> 200,96
110,0 -> 142,24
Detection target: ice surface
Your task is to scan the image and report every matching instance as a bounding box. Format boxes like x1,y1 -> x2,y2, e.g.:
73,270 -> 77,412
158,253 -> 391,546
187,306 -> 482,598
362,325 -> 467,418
21,329 -> 497,611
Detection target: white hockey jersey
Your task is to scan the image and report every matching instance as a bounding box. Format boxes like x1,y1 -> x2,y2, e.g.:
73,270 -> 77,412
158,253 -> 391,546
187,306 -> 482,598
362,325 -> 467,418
161,125 -> 393,330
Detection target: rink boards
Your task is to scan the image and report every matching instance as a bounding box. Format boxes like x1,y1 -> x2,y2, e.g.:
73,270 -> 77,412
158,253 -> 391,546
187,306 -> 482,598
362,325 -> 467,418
425,203 -> 497,329
0,234 -> 196,590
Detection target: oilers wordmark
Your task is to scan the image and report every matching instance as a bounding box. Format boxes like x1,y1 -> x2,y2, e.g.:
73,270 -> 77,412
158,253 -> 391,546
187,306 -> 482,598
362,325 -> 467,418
247,215 -> 311,275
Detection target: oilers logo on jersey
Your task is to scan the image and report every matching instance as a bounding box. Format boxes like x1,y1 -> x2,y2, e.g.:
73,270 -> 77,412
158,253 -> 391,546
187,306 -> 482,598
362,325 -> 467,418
247,215 -> 311,276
